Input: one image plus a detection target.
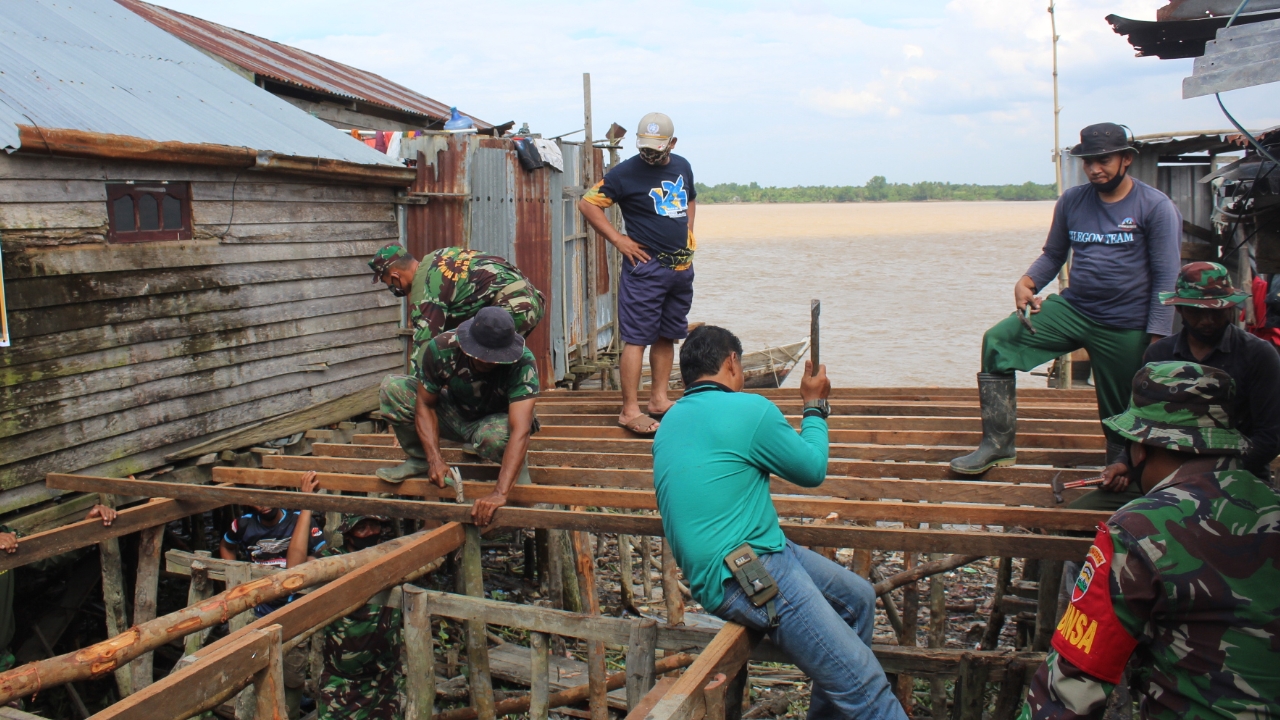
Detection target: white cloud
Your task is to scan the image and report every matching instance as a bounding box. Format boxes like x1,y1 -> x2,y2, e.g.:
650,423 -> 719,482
142,0 -> 1279,186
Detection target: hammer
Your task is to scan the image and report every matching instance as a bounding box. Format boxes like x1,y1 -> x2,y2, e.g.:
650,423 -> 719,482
1051,470 -> 1107,504
446,466 -> 467,504
810,299 -> 821,375
1019,304 -> 1037,335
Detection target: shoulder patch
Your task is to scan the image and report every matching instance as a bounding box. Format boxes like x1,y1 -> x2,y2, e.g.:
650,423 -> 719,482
1052,524 -> 1138,683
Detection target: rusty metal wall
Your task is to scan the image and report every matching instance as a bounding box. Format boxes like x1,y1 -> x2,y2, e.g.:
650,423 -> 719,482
405,134 -> 468,259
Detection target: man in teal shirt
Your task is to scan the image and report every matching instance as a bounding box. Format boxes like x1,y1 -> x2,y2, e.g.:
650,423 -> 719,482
653,326 -> 905,719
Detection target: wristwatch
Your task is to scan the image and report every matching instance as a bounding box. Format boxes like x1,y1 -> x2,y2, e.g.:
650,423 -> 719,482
803,399 -> 831,419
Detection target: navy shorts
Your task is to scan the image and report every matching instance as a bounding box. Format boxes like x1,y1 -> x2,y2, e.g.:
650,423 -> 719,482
617,258 -> 695,346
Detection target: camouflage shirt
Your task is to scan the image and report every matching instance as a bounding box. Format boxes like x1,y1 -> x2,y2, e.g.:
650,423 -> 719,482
1022,457 -> 1280,720
408,246 -> 533,348
317,545 -> 403,720
418,330 -> 539,423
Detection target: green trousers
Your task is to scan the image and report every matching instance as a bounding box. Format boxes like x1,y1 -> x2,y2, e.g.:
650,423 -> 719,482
379,375 -> 513,465
982,294 -> 1150,449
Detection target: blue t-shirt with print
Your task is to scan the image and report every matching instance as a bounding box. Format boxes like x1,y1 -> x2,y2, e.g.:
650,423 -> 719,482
596,154 -> 697,255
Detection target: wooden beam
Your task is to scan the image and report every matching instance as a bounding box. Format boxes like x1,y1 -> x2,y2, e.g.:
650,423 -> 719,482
227,467 -> 1106,531
626,623 -> 758,720
534,414 -> 1102,435
526,425 -> 1105,450
88,626 -> 277,720
45,476 -> 1094,560
0,494 -> 222,573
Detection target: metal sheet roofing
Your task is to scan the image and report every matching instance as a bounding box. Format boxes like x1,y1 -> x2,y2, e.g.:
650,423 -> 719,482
0,0 -> 399,165
117,0 -> 491,129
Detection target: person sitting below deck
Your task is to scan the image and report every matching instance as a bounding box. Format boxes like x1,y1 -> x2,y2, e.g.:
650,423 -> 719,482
1083,262 -> 1280,511
950,123 -> 1181,477
1021,362 -> 1280,720
652,325 -> 907,719
385,307 -> 539,526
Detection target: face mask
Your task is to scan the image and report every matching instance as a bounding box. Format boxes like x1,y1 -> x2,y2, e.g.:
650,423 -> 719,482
1187,322 -> 1227,346
1091,167 -> 1127,194
640,146 -> 671,165
388,285 -> 407,298
347,532 -> 381,551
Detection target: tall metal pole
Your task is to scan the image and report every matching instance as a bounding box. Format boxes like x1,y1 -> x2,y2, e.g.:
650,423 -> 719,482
1049,2 -> 1072,389
583,72 -> 598,364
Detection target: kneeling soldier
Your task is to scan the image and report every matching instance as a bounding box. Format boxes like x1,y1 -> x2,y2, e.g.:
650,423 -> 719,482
382,307 -> 538,526
1021,362 -> 1280,720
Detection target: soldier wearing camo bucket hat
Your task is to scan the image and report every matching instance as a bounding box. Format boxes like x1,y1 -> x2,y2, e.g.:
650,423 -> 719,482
1020,361 -> 1280,720
1074,262 -> 1280,513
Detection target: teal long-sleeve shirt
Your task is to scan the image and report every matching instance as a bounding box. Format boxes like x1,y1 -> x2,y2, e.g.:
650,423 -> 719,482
652,383 -> 829,612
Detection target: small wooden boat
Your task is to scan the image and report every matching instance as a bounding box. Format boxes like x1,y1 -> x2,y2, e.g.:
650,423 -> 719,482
643,339 -> 810,390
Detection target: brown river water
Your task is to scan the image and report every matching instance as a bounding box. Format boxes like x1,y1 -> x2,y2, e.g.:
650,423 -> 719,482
687,201 -> 1059,388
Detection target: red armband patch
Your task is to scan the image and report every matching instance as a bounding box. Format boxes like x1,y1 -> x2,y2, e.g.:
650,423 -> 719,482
1051,524 -> 1138,684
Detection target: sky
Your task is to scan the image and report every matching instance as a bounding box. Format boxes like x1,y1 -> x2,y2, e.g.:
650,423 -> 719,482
146,0 -> 1279,187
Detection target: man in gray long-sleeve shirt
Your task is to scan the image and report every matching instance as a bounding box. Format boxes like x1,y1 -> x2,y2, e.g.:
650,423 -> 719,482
951,122 -> 1182,479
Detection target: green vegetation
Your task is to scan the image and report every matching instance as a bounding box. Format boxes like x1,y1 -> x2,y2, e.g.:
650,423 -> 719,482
694,177 -> 1057,203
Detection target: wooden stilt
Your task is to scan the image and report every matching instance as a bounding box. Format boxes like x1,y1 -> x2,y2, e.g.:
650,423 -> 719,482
183,555 -> 213,658
955,651 -> 989,720
570,529 -> 608,720
639,536 -> 654,600
991,660 -> 1030,720
251,625 -> 288,720
97,494 -> 134,699
554,529 -> 581,613
625,619 -> 657,710
307,631 -> 323,705
619,533 -> 636,611
403,585 -> 435,720
660,541 -> 684,626
928,553 -> 947,720
529,631 -> 550,720
461,525 -> 496,720
130,523 -> 163,690
523,533 -> 536,581
224,563 -> 257,720
534,529 -> 550,592
981,557 -> 1013,651
1033,560 -> 1064,652
703,673 -> 728,720
895,550 -> 920,713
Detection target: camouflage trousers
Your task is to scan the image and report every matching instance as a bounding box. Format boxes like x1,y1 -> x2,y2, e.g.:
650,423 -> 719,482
379,375 -> 513,465
317,668 -> 402,720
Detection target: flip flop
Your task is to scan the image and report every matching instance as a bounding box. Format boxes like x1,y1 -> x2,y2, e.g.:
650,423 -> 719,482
618,414 -> 661,437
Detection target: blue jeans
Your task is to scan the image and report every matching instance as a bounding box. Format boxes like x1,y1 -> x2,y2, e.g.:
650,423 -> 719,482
714,541 -> 907,720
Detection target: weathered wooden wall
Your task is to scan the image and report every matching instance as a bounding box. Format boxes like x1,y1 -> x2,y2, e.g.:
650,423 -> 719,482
0,153 -> 403,509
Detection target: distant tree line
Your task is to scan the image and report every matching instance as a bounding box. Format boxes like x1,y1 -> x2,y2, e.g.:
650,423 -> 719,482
694,177 -> 1057,203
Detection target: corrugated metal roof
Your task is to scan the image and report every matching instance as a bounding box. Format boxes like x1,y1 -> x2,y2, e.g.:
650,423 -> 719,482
1183,18 -> 1280,97
118,0 -> 491,129
0,0 -> 399,165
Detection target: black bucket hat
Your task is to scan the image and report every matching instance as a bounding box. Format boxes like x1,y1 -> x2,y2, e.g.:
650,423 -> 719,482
456,307 -> 526,364
1069,122 -> 1135,157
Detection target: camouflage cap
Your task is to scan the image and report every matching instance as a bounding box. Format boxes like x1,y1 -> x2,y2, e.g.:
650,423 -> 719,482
337,514 -> 388,533
1159,262 -> 1250,309
1102,361 -> 1249,455
368,243 -> 410,284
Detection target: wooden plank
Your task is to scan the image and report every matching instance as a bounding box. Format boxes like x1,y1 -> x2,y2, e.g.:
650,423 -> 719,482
248,463 -> 1094,516
628,623 -> 757,720
48,476 -> 1094,560
1,371 -> 389,489
0,494 -> 222,572
4,256 -> 375,312
0,306 -> 397,388
8,276 -> 380,339
2,238 -> 390,280
0,202 -> 106,230
166,550 -> 279,582
189,181 -> 394,204
527,402 -> 1098,421
213,221 -> 397,245
165,384 -> 381,462
93,627 -> 276,720
1,494 -> 97,535
0,343 -> 398,441
535,414 -> 1103,436
535,425 -> 1105,450
626,620 -> 658,710
545,387 -> 1096,401
189,199 -> 394,225
1,291 -> 397,370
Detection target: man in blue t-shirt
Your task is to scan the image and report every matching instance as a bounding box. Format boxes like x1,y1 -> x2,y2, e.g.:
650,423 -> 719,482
579,112 -> 696,436
951,122 -> 1182,482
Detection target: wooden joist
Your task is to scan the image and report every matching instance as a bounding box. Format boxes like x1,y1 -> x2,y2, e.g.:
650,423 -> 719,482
626,623 -> 758,720
536,413 -> 1102,435
228,466 -> 1106,530
520,425 -> 1105,450
44,475 -> 1093,559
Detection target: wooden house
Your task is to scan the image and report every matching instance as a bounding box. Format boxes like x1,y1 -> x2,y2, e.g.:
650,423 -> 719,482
0,0 -> 419,514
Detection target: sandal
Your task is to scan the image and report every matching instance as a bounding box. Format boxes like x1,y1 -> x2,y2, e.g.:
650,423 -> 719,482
618,414 -> 661,437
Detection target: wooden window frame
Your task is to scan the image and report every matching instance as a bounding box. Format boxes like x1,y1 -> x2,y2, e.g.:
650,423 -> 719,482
105,181 -> 193,243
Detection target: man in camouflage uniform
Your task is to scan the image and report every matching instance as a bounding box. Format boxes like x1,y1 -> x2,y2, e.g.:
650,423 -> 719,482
368,243 -> 544,374
1082,262 -> 1280,511
380,307 -> 539,527
1021,361 -> 1280,720
315,514 -> 403,720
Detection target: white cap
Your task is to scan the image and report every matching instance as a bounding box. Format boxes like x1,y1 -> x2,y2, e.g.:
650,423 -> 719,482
636,112 -> 674,151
